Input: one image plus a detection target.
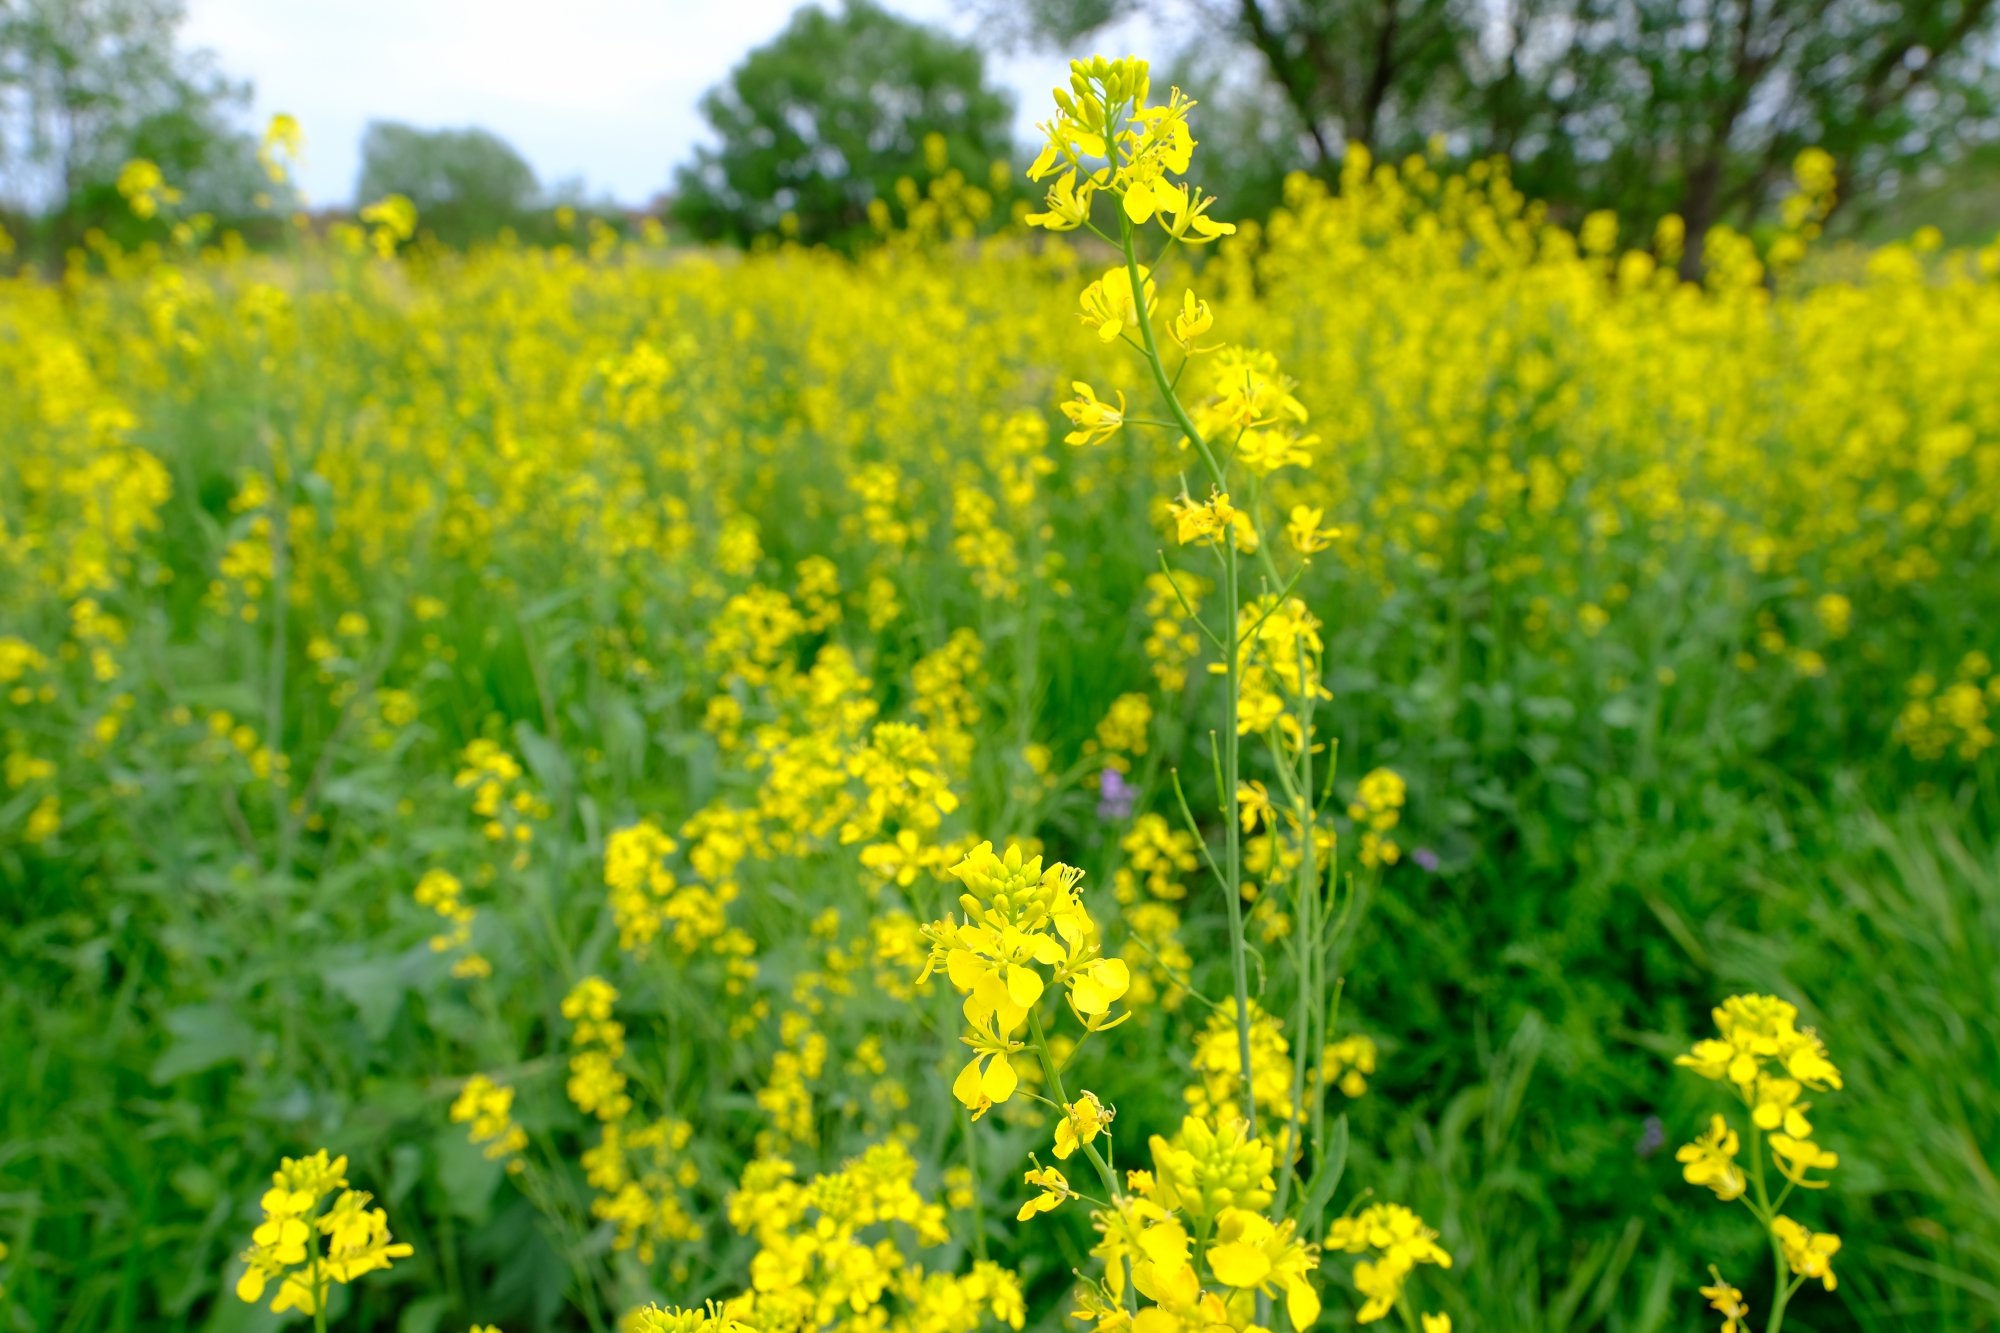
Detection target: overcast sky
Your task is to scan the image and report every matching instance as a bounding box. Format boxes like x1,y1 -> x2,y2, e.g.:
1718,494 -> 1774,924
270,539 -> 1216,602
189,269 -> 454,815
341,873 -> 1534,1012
180,0 -> 1179,208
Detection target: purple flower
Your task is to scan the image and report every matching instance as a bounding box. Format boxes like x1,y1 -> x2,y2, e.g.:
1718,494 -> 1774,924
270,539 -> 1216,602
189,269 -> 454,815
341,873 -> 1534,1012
1097,768 -> 1136,821
1635,1115 -> 1667,1159
1412,846 -> 1440,872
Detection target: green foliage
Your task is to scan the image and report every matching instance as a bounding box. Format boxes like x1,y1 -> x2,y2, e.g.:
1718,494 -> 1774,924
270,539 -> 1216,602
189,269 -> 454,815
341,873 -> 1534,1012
1021,0 -> 2000,247
356,122 -> 543,249
0,0 -> 262,258
672,0 -> 1018,249
1,196 -> 1997,1332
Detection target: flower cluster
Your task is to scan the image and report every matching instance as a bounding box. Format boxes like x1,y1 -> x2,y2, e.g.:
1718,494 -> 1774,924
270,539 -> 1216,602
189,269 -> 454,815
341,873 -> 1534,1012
235,1150 -> 411,1315
413,868 -> 490,978
1326,1205 -> 1453,1325
629,1143 -> 1024,1333
1348,768 -> 1406,868
918,841 -> 1130,1118
455,739 -> 547,870
449,1073 -> 528,1170
1184,1000 -> 1296,1135
1894,652 -> 1997,762
605,818 -> 732,956
1674,995 -> 1846,1324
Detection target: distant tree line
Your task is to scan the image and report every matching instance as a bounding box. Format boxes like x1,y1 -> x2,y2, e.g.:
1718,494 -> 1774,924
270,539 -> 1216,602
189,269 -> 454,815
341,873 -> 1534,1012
1003,0 -> 2000,258
5,0 -> 1994,268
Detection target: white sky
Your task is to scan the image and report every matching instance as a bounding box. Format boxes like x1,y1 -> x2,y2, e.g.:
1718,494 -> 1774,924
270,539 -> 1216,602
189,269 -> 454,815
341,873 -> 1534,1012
181,0 -> 1180,208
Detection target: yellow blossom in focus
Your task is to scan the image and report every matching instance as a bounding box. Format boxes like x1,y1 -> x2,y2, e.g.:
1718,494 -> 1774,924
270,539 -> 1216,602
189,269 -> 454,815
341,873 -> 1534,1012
1025,169 -> 1099,231
1169,491 -> 1236,547
1018,1165 -> 1071,1219
1675,1114 -> 1746,1201
1054,1092 -> 1113,1160
1171,289 -> 1217,353
1063,382 -> 1127,446
1079,266 -> 1156,344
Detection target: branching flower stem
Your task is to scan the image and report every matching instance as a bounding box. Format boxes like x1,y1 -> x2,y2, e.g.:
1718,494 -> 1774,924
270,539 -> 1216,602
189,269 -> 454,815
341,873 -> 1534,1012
1115,193 -> 1255,1132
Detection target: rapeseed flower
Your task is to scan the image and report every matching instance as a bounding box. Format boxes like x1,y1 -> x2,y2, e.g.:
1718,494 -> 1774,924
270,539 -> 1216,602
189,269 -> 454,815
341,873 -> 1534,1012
235,1150 -> 410,1316
1676,1114 -> 1747,1200
1772,1216 -> 1841,1290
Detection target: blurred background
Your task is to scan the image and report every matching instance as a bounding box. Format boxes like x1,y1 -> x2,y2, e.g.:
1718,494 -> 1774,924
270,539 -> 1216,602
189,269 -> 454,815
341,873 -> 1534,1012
1,0 -> 1994,261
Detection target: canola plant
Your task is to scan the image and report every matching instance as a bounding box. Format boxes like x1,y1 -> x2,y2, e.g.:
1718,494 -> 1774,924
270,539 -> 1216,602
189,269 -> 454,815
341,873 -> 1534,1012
1,55 -> 1997,1333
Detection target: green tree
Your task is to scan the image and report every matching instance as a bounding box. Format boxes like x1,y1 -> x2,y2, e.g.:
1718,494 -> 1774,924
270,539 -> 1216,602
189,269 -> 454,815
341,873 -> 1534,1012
1017,0 -> 2000,259
356,121 -> 543,247
672,0 -> 1017,249
0,0 -> 261,250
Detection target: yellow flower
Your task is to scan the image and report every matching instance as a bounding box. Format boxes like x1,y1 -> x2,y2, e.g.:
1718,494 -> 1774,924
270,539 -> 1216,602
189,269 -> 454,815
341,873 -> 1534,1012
1772,1216 -> 1841,1290
1700,1269 -> 1750,1333
1078,266 -> 1155,343
1148,1116 -> 1275,1226
1750,1073 -> 1814,1138
450,1074 -> 529,1163
1286,505 -> 1339,554
1422,1316 -> 1452,1333
235,1150 -> 406,1311
259,113 -> 304,184
952,1017 -> 1026,1118
1168,491 -> 1236,546
1017,1165 -> 1071,1219
1054,1092 -> 1114,1159
1204,1207 -> 1322,1329
116,159 -> 181,218
1062,382 -> 1127,446
1151,180 -> 1236,243
1171,289 -> 1217,353
1025,169 -> 1099,231
1675,1114 -> 1747,1201
1352,1250 -> 1412,1323
1769,1133 -> 1839,1189
1235,426 -> 1316,477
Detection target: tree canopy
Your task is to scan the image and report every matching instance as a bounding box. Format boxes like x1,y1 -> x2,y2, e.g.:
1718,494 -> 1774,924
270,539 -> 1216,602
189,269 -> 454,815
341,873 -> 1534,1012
357,121 -> 542,246
672,0 -> 1018,249
0,0 -> 261,246
1018,0 -> 2000,257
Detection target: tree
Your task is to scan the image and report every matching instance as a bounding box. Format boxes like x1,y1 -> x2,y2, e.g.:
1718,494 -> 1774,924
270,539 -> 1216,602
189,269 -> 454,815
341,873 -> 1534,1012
0,0 -> 259,233
672,0 -> 1017,249
1456,0 -> 2000,261
356,121 -> 541,246
1015,0 -> 2000,257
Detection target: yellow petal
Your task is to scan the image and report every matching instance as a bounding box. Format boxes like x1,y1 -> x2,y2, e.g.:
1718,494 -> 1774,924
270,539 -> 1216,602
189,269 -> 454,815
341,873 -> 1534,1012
1006,964 -> 1045,1009
1286,1277 -> 1323,1330
945,948 -> 987,991
952,1057 -> 987,1108
982,1053 -> 1019,1103
1207,1241 -> 1272,1289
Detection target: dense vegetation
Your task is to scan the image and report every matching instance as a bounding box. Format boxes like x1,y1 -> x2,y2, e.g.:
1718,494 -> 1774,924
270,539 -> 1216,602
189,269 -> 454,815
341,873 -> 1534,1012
1,128 -> 1997,1333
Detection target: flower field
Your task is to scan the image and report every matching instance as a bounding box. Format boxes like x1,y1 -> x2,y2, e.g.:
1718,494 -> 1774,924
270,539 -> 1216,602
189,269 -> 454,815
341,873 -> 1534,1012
4,65 -> 2000,1333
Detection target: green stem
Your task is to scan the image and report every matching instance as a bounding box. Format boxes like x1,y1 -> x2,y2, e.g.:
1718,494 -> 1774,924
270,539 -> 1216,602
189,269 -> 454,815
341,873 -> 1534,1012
1273,638 -> 1319,1219
1027,1007 -> 1120,1202
1768,1272 -> 1807,1333
1115,206 -> 1253,1128
963,1104 -> 988,1263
